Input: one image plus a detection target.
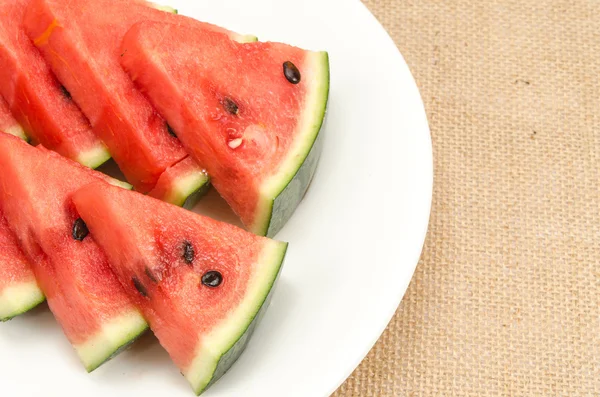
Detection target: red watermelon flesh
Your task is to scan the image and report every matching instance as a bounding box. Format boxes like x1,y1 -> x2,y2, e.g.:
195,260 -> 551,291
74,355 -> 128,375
0,213 -> 45,322
0,96 -> 26,140
72,181 -> 287,395
0,132 -> 147,371
0,0 -> 109,169
22,0 -> 232,196
121,21 -> 329,236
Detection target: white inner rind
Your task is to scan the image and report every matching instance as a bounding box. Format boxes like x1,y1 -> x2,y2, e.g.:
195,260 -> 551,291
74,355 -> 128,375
159,169 -> 210,206
106,177 -> 133,190
0,281 -> 44,321
252,51 -> 330,235
4,125 -> 28,141
184,240 -> 287,394
76,143 -> 112,170
74,309 -> 148,372
146,1 -> 177,13
234,34 -> 259,44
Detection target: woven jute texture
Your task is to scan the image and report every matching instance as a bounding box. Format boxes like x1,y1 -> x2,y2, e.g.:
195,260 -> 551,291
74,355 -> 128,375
334,1 -> 600,396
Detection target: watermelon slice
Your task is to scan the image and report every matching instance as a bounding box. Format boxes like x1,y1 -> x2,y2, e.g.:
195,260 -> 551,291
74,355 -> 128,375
0,0 -> 109,168
0,96 -> 26,140
121,21 -> 329,236
0,213 -> 45,322
72,181 -> 287,394
0,132 -> 147,371
22,0 -> 222,201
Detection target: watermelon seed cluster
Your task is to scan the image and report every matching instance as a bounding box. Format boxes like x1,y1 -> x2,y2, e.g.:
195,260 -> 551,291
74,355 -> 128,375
182,240 -> 195,264
201,270 -> 223,288
132,277 -> 148,297
166,123 -> 177,138
283,61 -> 301,84
72,218 -> 89,241
59,85 -> 72,100
145,267 -> 159,283
222,97 -> 239,115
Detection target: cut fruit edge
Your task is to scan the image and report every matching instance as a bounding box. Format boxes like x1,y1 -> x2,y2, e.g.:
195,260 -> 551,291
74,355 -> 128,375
4,124 -> 28,141
76,142 -> 112,169
253,51 -> 330,237
74,309 -> 148,372
0,280 -> 45,322
147,1 -> 177,14
185,239 -> 288,395
148,162 -> 211,207
170,171 -> 211,207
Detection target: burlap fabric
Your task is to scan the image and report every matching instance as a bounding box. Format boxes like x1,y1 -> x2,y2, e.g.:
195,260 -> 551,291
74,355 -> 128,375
334,1 -> 600,395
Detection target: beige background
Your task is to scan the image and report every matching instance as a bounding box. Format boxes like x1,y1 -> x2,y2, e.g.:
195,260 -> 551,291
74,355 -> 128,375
334,0 -> 600,395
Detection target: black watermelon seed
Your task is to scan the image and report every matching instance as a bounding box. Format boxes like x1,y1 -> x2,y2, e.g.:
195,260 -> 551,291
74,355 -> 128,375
183,241 -> 195,265
283,61 -> 301,84
222,97 -> 239,115
132,277 -> 148,297
60,85 -> 72,100
166,123 -> 177,138
145,267 -> 158,283
201,271 -> 223,288
72,218 -> 89,241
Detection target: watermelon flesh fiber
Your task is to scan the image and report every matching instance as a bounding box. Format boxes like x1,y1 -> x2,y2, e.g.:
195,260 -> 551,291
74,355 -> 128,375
0,213 -> 45,322
121,21 -> 329,236
23,0 -> 214,198
0,0 -> 109,169
0,96 -> 27,140
0,133 -> 147,371
72,181 -> 287,394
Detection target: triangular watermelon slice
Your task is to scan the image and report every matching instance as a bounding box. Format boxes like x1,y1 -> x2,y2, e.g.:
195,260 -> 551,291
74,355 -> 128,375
72,181 -> 287,395
0,0 -> 109,168
23,0 -> 246,203
0,96 -> 26,141
121,21 -> 329,236
0,213 -> 45,322
0,133 -> 147,371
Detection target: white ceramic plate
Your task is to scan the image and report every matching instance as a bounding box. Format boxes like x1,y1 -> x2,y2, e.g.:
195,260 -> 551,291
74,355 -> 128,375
0,0 -> 432,396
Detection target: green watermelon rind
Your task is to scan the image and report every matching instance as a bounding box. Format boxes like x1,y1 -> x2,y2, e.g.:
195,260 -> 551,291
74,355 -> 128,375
4,124 -> 29,142
254,52 -> 330,237
185,240 -> 288,395
180,176 -> 212,209
76,143 -> 112,170
0,281 -> 45,322
147,2 -> 177,14
106,176 -> 133,191
74,309 -> 149,372
157,169 -> 211,208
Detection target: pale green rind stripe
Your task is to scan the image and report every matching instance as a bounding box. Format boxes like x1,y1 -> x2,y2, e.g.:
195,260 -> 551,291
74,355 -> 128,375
147,2 -> 177,14
77,143 -> 112,170
234,34 -> 259,44
106,177 -> 133,190
4,125 -> 28,141
75,310 -> 148,372
163,171 -> 210,207
0,281 -> 45,322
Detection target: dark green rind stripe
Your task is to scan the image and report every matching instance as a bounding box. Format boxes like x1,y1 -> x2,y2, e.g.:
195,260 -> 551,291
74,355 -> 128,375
193,243 -> 288,395
182,179 -> 212,209
262,53 -> 330,237
0,295 -> 46,322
